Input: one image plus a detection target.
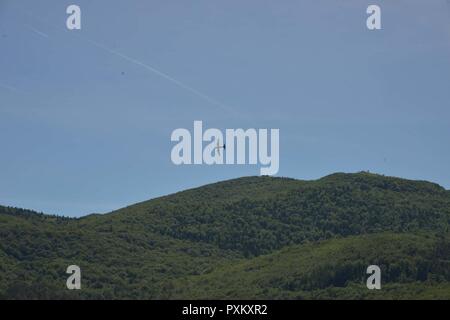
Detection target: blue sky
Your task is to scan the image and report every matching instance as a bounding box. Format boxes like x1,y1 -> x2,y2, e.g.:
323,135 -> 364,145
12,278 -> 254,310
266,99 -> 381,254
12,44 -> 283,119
1,0 -> 450,216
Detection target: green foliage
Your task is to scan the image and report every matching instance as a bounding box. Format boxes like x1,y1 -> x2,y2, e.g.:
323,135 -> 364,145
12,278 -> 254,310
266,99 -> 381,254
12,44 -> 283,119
0,172 -> 449,299
171,233 -> 450,299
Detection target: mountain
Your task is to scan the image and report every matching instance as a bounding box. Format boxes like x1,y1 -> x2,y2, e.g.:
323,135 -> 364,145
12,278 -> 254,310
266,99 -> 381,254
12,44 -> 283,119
0,172 -> 449,299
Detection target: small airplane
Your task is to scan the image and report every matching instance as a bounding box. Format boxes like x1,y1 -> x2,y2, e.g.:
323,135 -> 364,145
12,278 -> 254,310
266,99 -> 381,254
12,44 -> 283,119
215,139 -> 226,156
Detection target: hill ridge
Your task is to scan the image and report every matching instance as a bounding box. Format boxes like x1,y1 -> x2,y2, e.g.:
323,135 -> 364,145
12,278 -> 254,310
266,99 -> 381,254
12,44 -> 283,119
1,172 -> 447,219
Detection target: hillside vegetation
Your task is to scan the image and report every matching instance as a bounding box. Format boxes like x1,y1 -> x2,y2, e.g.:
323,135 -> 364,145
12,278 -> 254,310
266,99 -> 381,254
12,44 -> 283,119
0,172 -> 449,299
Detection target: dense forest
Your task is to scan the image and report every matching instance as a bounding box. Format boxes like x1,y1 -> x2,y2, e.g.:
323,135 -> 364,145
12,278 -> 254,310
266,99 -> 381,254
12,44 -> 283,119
0,172 -> 449,299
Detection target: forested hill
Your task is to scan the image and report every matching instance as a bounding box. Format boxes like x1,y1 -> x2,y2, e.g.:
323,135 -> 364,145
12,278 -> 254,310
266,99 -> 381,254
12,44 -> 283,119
100,172 -> 450,256
0,172 -> 449,299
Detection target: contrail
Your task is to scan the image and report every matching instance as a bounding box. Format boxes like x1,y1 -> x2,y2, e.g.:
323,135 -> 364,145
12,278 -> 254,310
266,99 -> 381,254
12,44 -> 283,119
25,24 -> 50,38
0,83 -> 20,93
84,37 -> 238,115
20,9 -> 240,117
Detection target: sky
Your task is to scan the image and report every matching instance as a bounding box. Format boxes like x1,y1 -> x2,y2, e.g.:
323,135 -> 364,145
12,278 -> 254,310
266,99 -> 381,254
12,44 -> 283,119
1,0 -> 450,217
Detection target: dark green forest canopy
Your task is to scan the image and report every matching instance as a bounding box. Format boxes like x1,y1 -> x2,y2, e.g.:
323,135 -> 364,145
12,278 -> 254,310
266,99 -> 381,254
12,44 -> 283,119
0,172 -> 449,299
